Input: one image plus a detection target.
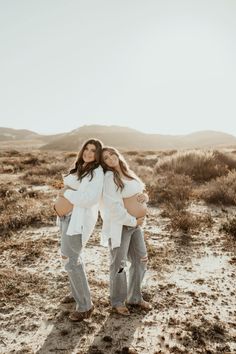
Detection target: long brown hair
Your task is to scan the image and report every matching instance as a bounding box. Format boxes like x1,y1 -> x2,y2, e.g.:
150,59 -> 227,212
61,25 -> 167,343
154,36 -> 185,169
68,138 -> 103,181
101,146 -> 143,190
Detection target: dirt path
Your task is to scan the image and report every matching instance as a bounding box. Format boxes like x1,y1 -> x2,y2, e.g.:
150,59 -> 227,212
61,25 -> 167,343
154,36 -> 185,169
0,206 -> 236,354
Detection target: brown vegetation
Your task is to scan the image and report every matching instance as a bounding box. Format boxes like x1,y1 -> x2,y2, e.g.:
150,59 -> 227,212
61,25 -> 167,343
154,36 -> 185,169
220,217 -> 236,239
0,147 -> 236,354
200,171 -> 236,206
154,150 -> 236,182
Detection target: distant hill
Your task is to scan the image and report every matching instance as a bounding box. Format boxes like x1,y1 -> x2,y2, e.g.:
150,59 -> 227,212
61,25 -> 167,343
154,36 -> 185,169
0,127 -> 64,144
1,125 -> 236,151
40,126 -> 236,151
0,128 -> 41,141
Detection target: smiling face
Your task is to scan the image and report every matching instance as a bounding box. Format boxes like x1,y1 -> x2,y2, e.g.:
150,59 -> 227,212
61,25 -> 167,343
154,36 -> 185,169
82,143 -> 97,164
102,149 -> 120,170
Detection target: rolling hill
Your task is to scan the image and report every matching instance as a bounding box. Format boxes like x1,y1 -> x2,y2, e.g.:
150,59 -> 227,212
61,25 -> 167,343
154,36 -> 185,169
1,125 -> 236,151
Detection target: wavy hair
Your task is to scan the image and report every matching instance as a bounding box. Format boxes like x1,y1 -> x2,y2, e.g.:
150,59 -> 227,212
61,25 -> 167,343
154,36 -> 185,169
101,146 -> 143,190
68,138 -> 103,181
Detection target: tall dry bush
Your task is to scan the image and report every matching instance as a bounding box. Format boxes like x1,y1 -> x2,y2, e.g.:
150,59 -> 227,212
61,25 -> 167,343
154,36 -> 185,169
147,172 -> 193,210
200,171 -> 236,205
135,156 -> 158,168
169,210 -> 213,233
154,150 -> 236,182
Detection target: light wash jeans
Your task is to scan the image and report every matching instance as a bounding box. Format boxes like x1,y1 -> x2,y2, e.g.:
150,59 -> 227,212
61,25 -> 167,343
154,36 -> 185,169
109,225 -> 147,308
59,215 -> 92,312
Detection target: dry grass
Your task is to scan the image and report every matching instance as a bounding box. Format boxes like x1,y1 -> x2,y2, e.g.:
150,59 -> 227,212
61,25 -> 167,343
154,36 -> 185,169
0,150 -> 79,238
147,172 -> 193,210
0,148 -> 234,240
220,217 -> 236,239
0,269 -> 48,304
154,150 -> 236,182
168,210 -> 213,233
200,171 -> 236,206
0,184 -> 55,238
1,238 -> 58,265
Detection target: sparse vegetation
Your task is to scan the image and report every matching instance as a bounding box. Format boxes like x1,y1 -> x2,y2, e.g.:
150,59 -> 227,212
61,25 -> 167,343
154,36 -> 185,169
154,150 -> 236,182
200,171 -> 236,205
168,210 -> 213,233
0,269 -> 48,304
220,217 -> 236,239
147,172 -> 193,210
0,184 -> 55,238
0,147 -> 235,353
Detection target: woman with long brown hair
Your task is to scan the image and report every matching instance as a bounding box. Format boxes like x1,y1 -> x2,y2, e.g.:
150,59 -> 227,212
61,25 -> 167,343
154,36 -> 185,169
100,146 -> 151,316
58,138 -> 104,321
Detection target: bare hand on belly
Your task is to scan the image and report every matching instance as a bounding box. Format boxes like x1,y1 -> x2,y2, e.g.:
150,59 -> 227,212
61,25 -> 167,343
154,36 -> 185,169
123,193 -> 147,218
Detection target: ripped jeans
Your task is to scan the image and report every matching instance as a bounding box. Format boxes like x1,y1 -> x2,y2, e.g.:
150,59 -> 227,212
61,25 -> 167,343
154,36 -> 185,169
109,225 -> 148,308
60,215 -> 92,312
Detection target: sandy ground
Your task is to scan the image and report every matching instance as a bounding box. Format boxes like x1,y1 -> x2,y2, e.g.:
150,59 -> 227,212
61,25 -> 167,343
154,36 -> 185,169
1,205 -> 236,354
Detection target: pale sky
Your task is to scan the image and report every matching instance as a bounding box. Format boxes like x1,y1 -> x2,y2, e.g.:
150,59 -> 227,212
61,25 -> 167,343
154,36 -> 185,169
0,0 -> 235,136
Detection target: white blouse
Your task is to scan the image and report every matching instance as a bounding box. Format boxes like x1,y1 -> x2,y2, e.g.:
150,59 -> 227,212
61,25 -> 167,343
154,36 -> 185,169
101,171 -> 145,249
121,178 -> 144,198
62,166 -> 104,246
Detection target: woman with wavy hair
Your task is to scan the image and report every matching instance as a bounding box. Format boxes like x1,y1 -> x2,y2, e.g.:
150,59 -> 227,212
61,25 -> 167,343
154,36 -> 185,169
59,138 -> 104,321
100,146 -> 151,316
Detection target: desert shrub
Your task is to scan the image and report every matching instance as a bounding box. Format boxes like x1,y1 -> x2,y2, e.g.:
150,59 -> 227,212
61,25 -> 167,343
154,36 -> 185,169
22,156 -> 41,165
154,150 -> 236,182
20,163 -> 65,186
0,186 -> 55,238
168,210 -> 213,233
125,151 -> 139,156
21,174 -> 48,185
0,184 -> 15,198
0,149 -> 21,157
159,149 -> 177,157
200,171 -> 236,205
135,156 -> 158,167
21,163 -> 65,177
0,158 -> 25,173
147,172 -> 193,210
220,217 -> 236,239
135,166 -> 154,185
64,152 -> 77,160
213,150 -> 236,170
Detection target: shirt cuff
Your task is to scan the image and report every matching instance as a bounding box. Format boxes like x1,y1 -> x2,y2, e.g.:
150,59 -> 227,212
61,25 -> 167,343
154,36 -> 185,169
64,189 -> 74,202
130,216 -> 137,226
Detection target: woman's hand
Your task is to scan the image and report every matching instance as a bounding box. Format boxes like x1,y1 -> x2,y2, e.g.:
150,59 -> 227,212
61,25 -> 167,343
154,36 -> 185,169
137,193 -> 149,204
136,216 -> 146,226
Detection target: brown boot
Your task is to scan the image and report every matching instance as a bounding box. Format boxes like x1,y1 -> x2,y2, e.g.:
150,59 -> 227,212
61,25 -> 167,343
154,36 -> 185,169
69,305 -> 94,322
127,301 -> 152,312
112,305 -> 130,316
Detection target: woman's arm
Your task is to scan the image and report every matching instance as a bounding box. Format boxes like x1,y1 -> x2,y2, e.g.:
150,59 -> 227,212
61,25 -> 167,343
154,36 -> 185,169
63,167 -> 104,208
103,173 -> 137,227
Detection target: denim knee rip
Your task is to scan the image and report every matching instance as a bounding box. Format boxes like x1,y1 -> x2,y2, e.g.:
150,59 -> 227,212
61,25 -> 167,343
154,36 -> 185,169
117,259 -> 127,273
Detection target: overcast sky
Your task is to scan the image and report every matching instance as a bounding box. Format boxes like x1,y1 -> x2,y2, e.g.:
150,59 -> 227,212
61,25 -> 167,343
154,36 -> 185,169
0,0 -> 235,136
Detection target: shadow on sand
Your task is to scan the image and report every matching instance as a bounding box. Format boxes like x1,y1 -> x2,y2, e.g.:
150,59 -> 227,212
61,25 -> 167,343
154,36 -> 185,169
35,299 -> 147,354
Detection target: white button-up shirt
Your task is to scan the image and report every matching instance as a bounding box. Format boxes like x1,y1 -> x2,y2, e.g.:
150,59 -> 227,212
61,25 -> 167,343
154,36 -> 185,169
63,165 -> 104,246
101,171 -> 138,249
